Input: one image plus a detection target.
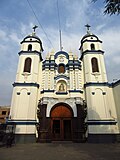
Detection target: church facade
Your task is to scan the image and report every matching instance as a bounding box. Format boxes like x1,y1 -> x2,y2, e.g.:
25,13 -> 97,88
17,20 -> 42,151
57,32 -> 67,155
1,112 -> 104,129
9,28 -> 120,143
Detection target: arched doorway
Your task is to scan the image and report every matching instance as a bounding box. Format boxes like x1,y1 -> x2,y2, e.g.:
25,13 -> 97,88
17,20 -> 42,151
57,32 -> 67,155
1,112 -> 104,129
50,104 -> 73,141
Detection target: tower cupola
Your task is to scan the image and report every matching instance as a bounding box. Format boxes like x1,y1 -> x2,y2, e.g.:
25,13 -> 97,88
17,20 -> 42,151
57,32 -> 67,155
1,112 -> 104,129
20,33 -> 44,53
80,25 -> 104,60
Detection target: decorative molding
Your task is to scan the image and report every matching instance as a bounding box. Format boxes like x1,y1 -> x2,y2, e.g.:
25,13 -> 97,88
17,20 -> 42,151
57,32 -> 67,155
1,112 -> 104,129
80,34 -> 102,45
84,82 -> 119,89
112,79 -> 120,88
80,50 -> 104,60
13,82 -> 39,88
46,97 -> 77,117
69,90 -> 83,93
21,40 -> 42,45
55,51 -> 69,59
87,119 -> 117,125
84,82 -> 109,88
7,119 -> 37,125
82,50 -> 104,54
41,90 -> 54,93
81,39 -> 102,45
20,35 -> 44,51
22,35 -> 41,42
54,75 -> 69,80
56,92 -> 68,95
18,50 -> 43,61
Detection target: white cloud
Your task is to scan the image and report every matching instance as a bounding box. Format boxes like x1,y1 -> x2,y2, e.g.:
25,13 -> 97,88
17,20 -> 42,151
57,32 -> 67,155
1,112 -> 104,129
99,27 -> 120,56
9,32 -> 21,43
0,0 -> 120,105
97,27 -> 120,81
113,56 -> 120,64
63,0 -> 91,31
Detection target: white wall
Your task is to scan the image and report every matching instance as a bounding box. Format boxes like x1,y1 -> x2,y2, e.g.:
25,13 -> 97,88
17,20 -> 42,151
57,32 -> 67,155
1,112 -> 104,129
113,82 -> 120,132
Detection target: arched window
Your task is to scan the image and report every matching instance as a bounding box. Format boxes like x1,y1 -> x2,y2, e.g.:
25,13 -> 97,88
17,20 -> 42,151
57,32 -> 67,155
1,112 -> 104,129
58,64 -> 65,73
91,57 -> 99,72
91,43 -> 95,50
28,44 -> 32,51
24,58 -> 32,73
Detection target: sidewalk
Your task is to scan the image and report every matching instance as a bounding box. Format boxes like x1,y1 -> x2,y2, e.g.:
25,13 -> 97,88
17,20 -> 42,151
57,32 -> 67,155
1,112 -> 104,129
0,142 -> 120,160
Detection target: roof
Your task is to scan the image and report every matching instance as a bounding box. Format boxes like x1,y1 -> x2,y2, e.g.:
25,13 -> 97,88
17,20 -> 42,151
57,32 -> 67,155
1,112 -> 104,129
81,33 -> 100,43
22,34 -> 41,42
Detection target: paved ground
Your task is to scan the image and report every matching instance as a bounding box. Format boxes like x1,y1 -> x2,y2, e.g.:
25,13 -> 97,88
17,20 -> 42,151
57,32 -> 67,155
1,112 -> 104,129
0,142 -> 120,160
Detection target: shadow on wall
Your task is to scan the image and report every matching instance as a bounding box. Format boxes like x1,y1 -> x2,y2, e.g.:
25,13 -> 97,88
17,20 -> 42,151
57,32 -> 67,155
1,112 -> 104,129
87,108 -> 117,143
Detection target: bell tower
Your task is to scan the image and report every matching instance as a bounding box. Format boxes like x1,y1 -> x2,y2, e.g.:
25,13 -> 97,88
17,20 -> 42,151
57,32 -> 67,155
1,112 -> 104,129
80,24 -> 107,84
9,27 -> 43,143
80,25 -> 119,142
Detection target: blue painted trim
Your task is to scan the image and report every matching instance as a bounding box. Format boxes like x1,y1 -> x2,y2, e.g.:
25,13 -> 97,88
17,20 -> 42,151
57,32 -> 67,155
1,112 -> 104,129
80,50 -> 104,60
67,60 -> 81,70
56,92 -> 68,95
42,60 -> 57,70
81,39 -> 102,44
18,50 -> 42,55
55,51 -> 69,59
84,82 -> 116,88
43,63 -> 56,66
22,35 -> 41,42
87,120 -> 117,125
68,64 -> 81,66
68,60 -> 81,66
21,35 -> 44,51
21,40 -> 42,45
84,82 -> 109,87
43,60 -> 55,64
41,90 -> 55,93
79,34 -> 102,51
13,82 -> 39,88
112,79 -> 120,87
8,119 -> 36,122
54,75 -> 69,80
82,50 -> 104,54
81,34 -> 102,43
18,51 -> 43,61
7,120 -> 37,125
69,90 -> 83,93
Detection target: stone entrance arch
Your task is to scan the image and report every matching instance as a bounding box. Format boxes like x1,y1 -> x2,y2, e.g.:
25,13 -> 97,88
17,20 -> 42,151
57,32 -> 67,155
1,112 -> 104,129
37,100 -> 87,143
50,103 -> 73,141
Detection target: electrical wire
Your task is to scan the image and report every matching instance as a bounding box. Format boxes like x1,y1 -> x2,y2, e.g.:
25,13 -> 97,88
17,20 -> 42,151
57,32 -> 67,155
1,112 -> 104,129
26,0 -> 54,48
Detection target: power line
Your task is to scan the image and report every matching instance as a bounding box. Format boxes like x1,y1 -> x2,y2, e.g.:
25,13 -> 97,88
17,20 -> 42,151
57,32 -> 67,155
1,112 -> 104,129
26,0 -> 54,48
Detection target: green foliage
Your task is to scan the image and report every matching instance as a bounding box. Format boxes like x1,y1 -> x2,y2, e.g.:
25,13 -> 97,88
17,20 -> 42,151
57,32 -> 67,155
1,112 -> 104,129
93,0 -> 120,15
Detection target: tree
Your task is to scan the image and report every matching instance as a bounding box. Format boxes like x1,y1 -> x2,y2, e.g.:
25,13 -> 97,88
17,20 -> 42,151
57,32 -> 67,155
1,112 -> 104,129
93,0 -> 120,15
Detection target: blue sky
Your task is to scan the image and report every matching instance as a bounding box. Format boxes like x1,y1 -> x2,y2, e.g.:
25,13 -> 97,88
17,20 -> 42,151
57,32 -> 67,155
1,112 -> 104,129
0,0 -> 120,106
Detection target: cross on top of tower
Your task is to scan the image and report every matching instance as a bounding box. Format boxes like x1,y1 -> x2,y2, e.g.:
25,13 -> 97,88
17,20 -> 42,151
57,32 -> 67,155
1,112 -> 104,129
85,24 -> 91,34
32,25 -> 38,33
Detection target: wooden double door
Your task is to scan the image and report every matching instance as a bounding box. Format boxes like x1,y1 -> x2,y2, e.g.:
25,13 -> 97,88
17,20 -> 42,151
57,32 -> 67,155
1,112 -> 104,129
51,104 -> 73,141
52,118 -> 72,140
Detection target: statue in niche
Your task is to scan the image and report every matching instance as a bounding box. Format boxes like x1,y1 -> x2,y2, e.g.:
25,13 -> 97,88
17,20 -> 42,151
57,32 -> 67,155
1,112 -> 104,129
59,83 -> 65,92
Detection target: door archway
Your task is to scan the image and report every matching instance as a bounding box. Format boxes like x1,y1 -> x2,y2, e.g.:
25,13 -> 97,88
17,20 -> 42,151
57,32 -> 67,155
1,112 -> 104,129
50,104 -> 73,141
